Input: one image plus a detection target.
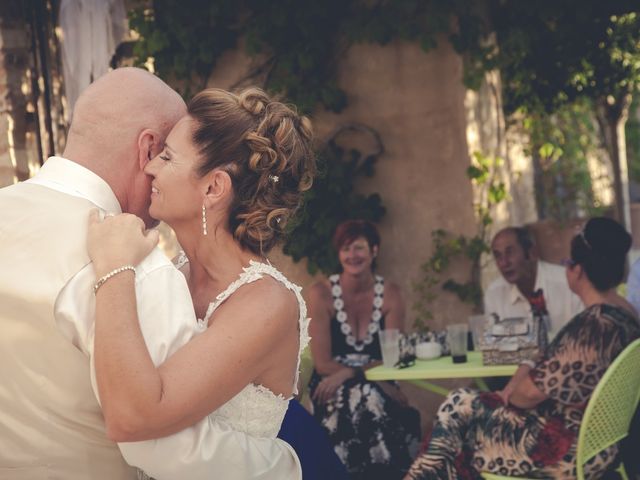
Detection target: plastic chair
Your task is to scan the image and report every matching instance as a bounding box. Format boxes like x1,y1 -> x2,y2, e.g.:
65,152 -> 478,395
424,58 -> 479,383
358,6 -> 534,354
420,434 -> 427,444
296,345 -> 314,409
481,338 -> 640,480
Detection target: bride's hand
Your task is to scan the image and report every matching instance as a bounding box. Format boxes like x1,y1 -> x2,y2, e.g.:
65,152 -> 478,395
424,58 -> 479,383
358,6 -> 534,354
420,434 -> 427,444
88,209 -> 159,276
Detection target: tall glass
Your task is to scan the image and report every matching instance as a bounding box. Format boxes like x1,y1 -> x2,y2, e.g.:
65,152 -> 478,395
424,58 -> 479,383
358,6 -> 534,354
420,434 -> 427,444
378,329 -> 400,368
447,323 -> 468,363
468,314 -> 486,351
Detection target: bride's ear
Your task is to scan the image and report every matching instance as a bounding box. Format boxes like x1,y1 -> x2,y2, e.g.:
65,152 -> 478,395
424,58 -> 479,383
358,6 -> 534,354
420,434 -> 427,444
202,169 -> 233,208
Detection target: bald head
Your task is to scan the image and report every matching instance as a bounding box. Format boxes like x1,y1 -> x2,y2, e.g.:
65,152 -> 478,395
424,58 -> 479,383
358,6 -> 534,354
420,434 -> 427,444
67,68 -> 185,159
62,68 -> 186,225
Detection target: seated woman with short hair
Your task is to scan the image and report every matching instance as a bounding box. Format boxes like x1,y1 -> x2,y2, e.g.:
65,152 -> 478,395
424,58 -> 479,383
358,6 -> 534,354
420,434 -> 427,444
308,219 -> 421,480
405,217 -> 640,480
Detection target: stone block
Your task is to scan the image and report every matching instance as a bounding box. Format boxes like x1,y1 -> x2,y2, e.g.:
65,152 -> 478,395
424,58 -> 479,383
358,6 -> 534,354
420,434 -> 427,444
0,28 -> 29,50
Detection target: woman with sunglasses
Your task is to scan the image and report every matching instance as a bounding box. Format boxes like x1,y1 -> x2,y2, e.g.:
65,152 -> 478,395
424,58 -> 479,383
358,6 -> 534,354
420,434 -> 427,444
405,217 -> 640,480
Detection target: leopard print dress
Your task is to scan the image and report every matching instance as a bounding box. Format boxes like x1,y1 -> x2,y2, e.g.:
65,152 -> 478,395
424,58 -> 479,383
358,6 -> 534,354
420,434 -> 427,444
406,304 -> 640,480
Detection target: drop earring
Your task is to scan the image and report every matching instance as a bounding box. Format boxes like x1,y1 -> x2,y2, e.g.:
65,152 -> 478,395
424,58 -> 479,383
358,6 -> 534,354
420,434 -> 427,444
202,204 -> 208,236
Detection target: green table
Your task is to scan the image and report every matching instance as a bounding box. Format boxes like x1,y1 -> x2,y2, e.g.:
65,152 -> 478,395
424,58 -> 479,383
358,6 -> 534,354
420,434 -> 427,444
365,351 -> 518,396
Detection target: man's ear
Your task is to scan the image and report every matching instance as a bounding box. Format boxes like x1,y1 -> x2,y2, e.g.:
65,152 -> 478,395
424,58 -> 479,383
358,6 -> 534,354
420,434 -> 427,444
202,169 -> 233,208
137,129 -> 162,171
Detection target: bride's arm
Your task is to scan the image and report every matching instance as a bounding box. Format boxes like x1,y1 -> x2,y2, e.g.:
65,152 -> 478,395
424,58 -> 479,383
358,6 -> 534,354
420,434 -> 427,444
88,211 -> 297,441
96,274 -> 296,441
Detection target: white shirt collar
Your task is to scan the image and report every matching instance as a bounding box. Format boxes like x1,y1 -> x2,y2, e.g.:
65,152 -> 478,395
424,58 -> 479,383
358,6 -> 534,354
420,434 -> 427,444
26,156 -> 122,214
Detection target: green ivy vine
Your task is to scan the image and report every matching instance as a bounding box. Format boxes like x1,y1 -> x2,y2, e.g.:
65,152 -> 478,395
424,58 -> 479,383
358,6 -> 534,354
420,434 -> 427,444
127,0 -> 488,111
126,0 -> 489,275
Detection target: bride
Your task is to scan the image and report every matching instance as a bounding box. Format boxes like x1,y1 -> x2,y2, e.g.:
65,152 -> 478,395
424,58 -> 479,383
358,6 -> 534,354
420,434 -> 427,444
87,87 -> 315,478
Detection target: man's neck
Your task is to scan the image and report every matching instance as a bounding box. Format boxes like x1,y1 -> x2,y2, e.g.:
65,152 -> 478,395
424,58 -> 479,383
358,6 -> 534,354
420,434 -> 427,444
516,261 -> 538,297
62,147 -> 127,210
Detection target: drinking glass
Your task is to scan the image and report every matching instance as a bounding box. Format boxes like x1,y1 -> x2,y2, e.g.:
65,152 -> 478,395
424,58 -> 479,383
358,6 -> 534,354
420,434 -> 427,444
468,314 -> 486,351
378,329 -> 400,368
447,323 -> 468,363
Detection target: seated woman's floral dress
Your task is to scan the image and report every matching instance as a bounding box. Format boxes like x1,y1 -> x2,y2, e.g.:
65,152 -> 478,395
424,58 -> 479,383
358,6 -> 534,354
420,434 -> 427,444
406,304 -> 640,480
310,274 -> 421,480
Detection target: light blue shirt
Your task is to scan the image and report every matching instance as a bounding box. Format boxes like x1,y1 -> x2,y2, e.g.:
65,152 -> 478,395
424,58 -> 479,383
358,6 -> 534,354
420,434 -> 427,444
626,258 -> 640,315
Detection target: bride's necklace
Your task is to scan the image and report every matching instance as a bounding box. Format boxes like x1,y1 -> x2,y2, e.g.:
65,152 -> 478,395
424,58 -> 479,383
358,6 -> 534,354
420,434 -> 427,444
329,273 -> 384,352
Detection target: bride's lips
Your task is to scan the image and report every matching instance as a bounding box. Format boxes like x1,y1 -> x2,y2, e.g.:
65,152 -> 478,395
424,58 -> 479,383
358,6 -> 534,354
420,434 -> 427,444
151,186 -> 159,196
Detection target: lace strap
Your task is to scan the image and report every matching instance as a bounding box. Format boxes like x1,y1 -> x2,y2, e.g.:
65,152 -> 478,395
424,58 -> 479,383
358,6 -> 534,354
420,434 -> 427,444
201,260 -> 310,395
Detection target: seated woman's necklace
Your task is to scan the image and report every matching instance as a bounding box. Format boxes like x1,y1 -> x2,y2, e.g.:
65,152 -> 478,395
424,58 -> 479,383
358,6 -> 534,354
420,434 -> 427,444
329,274 -> 385,352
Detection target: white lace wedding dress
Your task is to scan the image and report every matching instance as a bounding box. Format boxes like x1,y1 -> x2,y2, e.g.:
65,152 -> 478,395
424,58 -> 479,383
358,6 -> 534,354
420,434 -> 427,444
138,256 -> 310,479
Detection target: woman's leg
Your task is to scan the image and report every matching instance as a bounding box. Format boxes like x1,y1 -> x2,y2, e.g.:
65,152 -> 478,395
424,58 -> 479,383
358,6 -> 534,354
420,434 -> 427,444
314,378 -> 421,479
405,388 -> 482,480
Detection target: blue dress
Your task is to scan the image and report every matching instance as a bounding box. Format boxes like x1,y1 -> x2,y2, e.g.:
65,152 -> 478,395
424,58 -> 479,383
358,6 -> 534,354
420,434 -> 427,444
277,399 -> 349,480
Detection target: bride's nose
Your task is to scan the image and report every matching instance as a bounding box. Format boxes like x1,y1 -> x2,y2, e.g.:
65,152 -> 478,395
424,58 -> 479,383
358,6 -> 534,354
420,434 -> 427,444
144,156 -> 159,175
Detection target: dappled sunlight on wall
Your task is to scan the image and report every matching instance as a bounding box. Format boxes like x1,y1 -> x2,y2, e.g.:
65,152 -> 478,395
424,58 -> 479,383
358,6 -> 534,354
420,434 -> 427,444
587,148 -> 614,209
463,69 -> 540,293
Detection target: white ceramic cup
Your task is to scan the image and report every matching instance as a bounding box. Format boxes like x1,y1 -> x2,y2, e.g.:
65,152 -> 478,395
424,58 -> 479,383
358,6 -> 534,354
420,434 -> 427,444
416,341 -> 442,360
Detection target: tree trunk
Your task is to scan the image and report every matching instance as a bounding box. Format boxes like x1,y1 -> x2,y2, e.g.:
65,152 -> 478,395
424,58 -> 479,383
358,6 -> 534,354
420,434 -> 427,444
596,94 -> 632,231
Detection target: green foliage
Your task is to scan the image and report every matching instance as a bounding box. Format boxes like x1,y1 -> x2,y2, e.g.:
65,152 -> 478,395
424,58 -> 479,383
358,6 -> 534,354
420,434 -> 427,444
283,125 -> 386,275
128,1 -> 488,110
129,1 -> 239,96
412,152 -> 506,333
524,100 -> 607,220
487,2 -> 640,115
483,3 -> 640,222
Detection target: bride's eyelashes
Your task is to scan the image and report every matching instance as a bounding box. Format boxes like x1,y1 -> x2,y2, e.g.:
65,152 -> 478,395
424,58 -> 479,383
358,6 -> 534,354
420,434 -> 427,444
159,151 -> 171,162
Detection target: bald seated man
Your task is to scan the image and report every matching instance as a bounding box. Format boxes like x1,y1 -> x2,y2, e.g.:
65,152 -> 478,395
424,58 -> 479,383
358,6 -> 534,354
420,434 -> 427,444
0,68 -> 300,480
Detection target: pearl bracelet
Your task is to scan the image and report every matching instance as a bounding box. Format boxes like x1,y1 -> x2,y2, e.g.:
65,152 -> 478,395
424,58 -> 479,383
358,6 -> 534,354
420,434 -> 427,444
93,265 -> 136,295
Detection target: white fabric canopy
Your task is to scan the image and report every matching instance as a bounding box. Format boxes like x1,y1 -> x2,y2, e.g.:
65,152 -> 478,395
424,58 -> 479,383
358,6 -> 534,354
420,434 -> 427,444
59,0 -> 127,120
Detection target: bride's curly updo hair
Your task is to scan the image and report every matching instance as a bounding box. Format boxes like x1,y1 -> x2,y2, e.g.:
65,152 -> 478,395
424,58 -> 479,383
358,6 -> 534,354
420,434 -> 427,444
187,87 -> 315,255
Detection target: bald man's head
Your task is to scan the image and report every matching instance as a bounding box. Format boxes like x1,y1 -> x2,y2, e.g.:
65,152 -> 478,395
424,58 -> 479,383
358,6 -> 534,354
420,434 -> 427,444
63,68 -> 186,225
67,68 -> 185,156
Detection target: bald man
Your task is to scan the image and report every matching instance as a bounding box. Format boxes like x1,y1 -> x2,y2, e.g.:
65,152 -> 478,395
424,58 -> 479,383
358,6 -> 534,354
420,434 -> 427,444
0,68 -> 300,479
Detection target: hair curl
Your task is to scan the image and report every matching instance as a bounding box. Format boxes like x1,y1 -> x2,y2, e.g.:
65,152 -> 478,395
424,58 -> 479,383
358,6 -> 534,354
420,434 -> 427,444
187,87 -> 315,255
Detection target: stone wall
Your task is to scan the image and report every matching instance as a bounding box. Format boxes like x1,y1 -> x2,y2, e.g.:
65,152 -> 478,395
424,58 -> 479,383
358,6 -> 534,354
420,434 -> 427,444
0,2 -> 33,187
0,1 -> 65,188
